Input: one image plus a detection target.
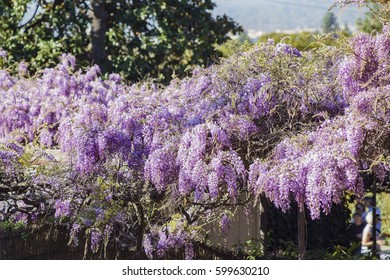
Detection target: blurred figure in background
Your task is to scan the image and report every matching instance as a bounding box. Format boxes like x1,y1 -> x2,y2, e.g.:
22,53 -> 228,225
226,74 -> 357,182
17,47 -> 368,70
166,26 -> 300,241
351,202 -> 366,224
355,203 -> 365,215
350,212 -> 366,243
362,196 -> 381,232
361,212 -> 390,255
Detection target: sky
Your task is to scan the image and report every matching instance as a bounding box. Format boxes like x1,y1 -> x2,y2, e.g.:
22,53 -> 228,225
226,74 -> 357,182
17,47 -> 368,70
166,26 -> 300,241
213,0 -> 367,37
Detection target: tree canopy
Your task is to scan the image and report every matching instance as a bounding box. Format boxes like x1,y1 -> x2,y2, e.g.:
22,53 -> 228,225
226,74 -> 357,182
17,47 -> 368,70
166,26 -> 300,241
0,0 -> 241,83
322,12 -> 340,33
356,4 -> 384,33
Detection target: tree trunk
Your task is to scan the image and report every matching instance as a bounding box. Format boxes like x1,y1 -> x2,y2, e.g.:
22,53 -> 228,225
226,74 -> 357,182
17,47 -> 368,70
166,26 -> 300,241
297,204 -> 306,260
91,0 -> 108,71
134,203 -> 145,254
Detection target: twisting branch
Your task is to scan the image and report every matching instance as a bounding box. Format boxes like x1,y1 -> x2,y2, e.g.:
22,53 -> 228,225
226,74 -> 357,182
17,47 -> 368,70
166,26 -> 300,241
18,0 -> 41,29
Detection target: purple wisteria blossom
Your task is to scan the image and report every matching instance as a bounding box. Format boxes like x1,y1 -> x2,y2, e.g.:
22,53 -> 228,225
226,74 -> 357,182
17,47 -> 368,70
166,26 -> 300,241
69,223 -> 81,247
54,200 -> 71,218
143,234 -> 154,259
0,48 -> 6,58
17,62 -> 28,75
90,229 -> 102,253
1,5 -> 389,259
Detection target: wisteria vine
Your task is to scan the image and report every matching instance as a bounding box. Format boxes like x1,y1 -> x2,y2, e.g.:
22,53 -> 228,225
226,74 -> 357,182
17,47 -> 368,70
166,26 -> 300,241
1,1 -> 389,259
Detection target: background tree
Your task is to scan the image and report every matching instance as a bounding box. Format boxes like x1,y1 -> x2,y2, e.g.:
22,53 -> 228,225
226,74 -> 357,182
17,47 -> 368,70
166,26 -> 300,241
343,22 -> 352,35
322,12 -> 339,33
356,4 -> 383,33
0,0 -> 241,83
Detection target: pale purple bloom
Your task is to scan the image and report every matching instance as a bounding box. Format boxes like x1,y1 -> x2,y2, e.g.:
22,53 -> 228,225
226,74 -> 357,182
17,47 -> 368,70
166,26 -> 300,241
103,224 -> 113,244
17,62 -> 28,75
157,232 -> 168,258
39,128 -> 53,148
69,223 -> 80,247
108,73 -> 121,83
143,234 -> 154,259
14,212 -> 28,224
90,229 -> 102,253
0,48 -> 6,58
275,43 -> 301,57
54,199 -> 71,218
6,142 -> 24,156
185,243 -> 195,260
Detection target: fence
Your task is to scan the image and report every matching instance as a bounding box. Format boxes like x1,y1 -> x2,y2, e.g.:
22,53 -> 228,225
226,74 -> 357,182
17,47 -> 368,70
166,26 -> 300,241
208,203 -> 263,250
0,224 -> 241,260
0,224 -> 79,260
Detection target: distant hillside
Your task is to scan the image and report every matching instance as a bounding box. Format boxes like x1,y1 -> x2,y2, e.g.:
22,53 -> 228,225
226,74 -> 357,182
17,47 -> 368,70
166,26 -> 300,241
213,0 -> 367,36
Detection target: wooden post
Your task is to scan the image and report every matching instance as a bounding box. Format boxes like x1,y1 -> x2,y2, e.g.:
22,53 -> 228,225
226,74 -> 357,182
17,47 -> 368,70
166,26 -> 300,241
297,204 -> 306,260
259,194 -> 268,256
372,177 -> 377,256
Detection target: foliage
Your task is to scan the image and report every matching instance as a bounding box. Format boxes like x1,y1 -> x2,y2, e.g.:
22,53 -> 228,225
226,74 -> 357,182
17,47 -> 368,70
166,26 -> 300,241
1,0 -> 390,259
0,0 -> 90,72
0,0 -> 241,84
257,31 -> 349,51
232,238 -> 264,260
324,243 -> 359,259
335,0 -> 390,34
356,4 -> 383,33
218,30 -> 350,59
322,12 -> 340,33
217,33 -> 252,57
377,193 -> 390,234
0,220 -> 27,232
